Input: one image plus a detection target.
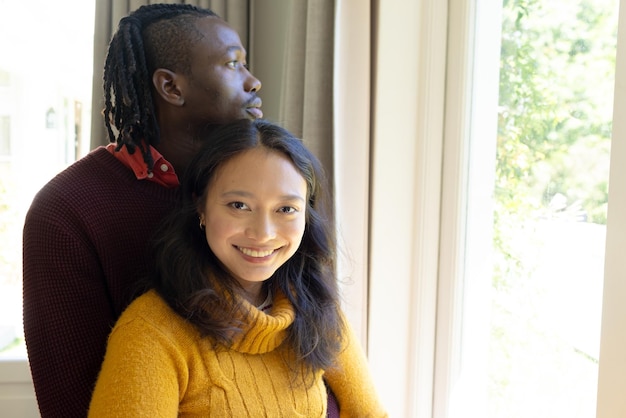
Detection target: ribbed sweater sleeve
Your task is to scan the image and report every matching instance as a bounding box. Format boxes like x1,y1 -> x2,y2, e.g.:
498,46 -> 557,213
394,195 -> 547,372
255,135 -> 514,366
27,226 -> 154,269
324,317 -> 389,417
88,312 -> 186,417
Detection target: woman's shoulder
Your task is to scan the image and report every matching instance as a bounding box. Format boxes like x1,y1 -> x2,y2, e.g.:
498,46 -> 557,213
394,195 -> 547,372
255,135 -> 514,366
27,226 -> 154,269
113,290 -> 200,345
121,289 -> 167,312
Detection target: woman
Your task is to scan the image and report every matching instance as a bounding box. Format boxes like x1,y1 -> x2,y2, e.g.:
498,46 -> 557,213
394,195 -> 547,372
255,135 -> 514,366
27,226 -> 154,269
88,119 -> 387,417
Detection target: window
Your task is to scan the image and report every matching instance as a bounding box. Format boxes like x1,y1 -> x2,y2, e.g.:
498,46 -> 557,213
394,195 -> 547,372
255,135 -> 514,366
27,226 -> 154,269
366,0 -> 621,416
0,116 -> 10,156
443,0 -> 617,416
0,1 -> 95,361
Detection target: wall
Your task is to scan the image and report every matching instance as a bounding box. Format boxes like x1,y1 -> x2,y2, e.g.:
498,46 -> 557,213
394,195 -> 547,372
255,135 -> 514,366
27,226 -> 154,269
0,360 -> 38,418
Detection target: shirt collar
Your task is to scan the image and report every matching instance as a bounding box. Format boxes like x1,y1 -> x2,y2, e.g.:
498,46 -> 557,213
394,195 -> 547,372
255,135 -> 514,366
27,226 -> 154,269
106,142 -> 179,188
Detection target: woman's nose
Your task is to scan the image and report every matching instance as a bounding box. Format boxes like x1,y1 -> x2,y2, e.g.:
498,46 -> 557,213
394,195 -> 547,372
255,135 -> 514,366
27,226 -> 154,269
245,214 -> 275,241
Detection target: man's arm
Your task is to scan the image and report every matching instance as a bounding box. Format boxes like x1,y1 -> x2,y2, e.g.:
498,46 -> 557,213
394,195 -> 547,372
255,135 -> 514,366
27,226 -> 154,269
22,190 -> 115,418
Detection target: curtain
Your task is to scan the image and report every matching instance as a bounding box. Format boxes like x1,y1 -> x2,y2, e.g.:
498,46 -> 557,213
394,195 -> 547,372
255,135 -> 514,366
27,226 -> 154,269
276,1 -> 335,183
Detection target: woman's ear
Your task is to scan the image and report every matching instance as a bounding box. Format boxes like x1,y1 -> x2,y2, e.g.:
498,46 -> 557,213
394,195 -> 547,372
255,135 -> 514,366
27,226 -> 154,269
152,68 -> 185,106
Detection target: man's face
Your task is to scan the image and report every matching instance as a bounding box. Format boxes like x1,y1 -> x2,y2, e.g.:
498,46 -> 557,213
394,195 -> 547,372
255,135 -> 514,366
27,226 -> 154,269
182,17 -> 263,126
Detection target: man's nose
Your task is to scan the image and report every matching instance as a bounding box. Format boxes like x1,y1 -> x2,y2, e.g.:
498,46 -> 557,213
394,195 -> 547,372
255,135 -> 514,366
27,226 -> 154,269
245,70 -> 262,93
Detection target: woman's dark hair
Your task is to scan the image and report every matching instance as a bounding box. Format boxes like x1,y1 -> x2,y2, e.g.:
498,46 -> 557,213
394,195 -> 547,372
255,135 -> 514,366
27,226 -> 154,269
150,119 -> 344,378
102,4 -> 218,170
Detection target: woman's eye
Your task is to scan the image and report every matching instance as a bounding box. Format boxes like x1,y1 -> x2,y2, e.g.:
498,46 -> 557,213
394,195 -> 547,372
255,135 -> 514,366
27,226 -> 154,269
279,206 -> 297,214
230,201 -> 248,210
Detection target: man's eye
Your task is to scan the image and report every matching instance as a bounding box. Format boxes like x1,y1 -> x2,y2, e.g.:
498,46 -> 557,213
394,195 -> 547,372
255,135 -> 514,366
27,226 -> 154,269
227,61 -> 248,70
230,201 -> 248,210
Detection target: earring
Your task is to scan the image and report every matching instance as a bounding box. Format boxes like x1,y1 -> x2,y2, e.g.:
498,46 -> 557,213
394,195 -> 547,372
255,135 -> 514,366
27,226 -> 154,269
199,217 -> 205,230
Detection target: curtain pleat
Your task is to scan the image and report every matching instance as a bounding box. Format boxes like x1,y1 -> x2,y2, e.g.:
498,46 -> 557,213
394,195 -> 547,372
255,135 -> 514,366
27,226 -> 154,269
278,0 -> 335,182
279,2 -> 306,133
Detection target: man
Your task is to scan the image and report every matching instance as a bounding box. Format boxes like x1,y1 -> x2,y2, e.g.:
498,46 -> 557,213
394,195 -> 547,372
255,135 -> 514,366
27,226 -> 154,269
22,4 -> 263,416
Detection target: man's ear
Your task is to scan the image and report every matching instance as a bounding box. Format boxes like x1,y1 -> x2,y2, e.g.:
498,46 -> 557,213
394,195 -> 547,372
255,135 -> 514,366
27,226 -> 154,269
152,68 -> 185,106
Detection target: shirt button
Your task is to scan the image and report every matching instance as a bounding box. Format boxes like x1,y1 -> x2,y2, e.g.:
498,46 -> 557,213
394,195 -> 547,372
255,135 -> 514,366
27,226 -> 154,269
147,172 -> 154,178
160,164 -> 169,172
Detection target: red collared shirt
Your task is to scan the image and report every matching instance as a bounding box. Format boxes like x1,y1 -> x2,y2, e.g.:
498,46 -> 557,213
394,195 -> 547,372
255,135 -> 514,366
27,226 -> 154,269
106,143 -> 179,188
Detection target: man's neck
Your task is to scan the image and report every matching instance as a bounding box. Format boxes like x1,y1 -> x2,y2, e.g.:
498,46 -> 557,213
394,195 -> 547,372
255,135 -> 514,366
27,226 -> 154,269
155,125 -> 221,175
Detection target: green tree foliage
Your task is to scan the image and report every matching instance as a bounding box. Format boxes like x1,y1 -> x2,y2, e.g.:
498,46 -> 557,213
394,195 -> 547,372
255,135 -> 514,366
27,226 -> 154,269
497,0 -> 615,225
489,1 -> 616,416
494,0 -> 616,290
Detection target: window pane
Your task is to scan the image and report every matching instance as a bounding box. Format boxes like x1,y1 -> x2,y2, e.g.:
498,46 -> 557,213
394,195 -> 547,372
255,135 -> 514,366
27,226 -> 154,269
457,0 -> 617,416
492,0 -> 615,415
0,115 -> 10,156
0,0 -> 95,359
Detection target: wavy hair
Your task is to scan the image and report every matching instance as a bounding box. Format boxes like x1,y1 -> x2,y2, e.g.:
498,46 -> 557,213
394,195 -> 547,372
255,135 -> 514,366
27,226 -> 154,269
149,119 -> 343,377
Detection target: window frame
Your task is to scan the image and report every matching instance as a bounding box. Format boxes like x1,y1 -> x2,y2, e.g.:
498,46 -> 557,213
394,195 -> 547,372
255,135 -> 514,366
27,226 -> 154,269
596,0 -> 626,415
367,0 -> 625,417
367,1 -> 447,417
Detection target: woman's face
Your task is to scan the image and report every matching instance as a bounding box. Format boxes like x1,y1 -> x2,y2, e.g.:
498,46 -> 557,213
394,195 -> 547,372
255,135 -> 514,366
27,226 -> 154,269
200,147 -> 307,293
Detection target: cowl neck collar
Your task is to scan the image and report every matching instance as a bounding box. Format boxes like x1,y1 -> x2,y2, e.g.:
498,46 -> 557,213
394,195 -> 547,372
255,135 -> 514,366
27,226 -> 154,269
229,290 -> 295,355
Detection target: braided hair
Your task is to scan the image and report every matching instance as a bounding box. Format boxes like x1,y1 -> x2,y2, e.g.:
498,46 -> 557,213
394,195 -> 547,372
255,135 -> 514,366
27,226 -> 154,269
103,4 -> 218,170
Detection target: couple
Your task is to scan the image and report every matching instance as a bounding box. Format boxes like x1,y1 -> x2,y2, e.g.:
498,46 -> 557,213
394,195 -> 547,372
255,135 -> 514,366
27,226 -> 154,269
22,3 -> 386,417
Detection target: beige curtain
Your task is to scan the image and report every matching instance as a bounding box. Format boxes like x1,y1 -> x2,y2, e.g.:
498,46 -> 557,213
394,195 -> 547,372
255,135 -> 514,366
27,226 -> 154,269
275,1 -> 335,183
89,0 -> 250,148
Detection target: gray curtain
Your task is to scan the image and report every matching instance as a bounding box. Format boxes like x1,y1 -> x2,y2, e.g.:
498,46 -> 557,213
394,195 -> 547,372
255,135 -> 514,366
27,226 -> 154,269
277,0 -> 335,187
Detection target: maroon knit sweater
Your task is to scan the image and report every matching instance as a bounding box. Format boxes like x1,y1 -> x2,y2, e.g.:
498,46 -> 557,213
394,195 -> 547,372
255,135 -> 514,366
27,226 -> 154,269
22,147 -> 179,417
22,146 -> 341,418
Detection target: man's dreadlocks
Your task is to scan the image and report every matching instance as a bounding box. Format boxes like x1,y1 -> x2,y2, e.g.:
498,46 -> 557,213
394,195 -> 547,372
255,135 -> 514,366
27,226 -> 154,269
102,3 -> 217,170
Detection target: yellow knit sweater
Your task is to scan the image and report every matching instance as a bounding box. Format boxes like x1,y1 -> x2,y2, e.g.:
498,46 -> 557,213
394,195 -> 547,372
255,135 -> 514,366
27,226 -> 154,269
88,290 -> 387,417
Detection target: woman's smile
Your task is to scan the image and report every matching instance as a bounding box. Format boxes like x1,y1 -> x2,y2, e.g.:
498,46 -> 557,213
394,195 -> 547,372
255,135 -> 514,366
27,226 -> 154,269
236,245 -> 279,259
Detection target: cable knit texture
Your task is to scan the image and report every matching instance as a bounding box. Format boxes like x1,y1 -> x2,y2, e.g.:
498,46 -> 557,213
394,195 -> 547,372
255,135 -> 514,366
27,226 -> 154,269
88,290 -> 388,417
